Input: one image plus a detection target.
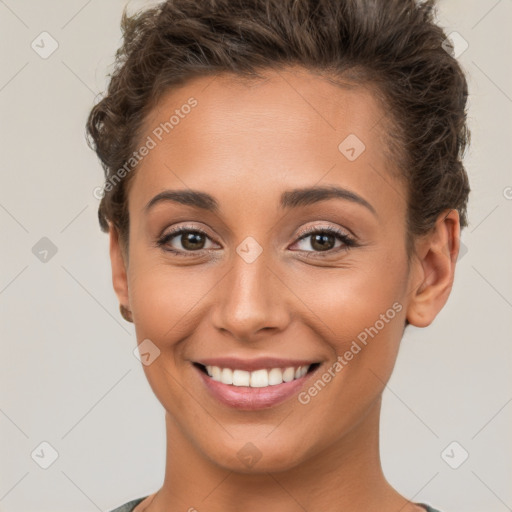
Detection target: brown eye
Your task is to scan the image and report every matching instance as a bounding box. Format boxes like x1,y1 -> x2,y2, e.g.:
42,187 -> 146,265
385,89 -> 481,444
157,227 -> 218,256
180,231 -> 206,250
309,232 -> 336,252
291,226 -> 357,256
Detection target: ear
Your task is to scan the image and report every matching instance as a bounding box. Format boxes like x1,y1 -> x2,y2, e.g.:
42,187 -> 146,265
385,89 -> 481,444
406,209 -> 461,328
108,222 -> 130,309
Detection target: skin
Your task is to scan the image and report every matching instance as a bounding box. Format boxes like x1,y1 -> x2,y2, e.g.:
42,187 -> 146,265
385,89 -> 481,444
108,66 -> 460,512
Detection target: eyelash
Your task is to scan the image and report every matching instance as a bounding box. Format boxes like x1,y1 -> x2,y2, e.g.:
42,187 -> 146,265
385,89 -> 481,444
156,224 -> 358,258
295,225 -> 358,258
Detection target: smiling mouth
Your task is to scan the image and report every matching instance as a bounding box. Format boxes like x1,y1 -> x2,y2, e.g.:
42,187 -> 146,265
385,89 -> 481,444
193,362 -> 320,388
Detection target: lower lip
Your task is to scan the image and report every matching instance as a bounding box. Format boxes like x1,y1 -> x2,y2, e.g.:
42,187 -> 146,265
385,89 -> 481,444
195,365 -> 318,410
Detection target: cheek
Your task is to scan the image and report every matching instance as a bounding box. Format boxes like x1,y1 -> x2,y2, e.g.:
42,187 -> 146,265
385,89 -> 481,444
294,257 -> 407,348
126,260 -> 213,414
127,259 -> 217,341
292,267 -> 406,439
294,258 -> 409,415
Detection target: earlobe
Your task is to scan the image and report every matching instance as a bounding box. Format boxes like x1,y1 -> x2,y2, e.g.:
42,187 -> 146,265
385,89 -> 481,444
406,209 -> 461,328
108,222 -> 130,312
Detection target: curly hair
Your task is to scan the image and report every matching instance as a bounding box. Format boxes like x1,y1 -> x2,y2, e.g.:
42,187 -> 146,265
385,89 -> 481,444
86,0 -> 470,260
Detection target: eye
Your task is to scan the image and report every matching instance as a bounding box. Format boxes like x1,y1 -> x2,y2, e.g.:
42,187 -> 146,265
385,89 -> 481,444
290,226 -> 357,256
156,224 -> 358,258
156,225 -> 218,256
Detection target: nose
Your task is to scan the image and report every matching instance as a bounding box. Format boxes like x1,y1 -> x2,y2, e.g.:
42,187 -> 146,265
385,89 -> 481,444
211,250 -> 292,343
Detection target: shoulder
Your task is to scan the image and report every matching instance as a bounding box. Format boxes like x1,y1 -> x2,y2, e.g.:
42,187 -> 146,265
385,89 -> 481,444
108,496 -> 148,512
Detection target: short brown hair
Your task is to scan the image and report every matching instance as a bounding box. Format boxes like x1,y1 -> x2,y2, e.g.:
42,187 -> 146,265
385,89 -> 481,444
86,0 -> 470,258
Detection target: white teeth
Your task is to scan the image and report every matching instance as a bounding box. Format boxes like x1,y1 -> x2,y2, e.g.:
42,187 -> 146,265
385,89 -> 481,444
202,364 -> 313,387
233,369 -> 250,386
268,368 -> 283,385
250,369 -> 269,387
211,366 -> 221,380
282,367 -> 295,382
221,368 -> 233,385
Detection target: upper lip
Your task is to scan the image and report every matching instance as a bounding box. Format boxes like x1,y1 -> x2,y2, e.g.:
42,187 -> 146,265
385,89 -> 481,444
193,357 -> 319,372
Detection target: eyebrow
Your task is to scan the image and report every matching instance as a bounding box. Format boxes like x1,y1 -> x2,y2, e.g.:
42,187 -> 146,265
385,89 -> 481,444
144,185 -> 377,217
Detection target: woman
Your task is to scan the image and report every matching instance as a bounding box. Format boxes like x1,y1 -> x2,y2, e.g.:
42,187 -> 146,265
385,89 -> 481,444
86,0 -> 470,511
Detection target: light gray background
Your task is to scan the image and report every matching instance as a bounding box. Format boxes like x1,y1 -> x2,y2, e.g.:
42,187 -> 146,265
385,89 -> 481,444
1,1 -> 511,511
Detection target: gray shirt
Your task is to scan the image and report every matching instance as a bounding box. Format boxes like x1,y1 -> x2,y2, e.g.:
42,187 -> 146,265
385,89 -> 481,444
109,496 -> 444,512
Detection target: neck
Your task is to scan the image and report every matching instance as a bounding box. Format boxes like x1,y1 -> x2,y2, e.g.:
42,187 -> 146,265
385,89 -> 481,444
147,397 -> 416,512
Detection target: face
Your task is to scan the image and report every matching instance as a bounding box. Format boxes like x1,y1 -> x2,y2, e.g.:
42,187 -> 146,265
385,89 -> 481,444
111,67 -> 431,472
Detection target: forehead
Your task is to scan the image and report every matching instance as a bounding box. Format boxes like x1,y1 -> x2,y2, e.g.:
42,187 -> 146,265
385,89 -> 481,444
141,67 -> 386,155
130,67 -> 403,221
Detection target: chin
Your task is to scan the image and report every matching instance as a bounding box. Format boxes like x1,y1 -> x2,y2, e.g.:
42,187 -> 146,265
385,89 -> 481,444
201,436 -> 310,474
